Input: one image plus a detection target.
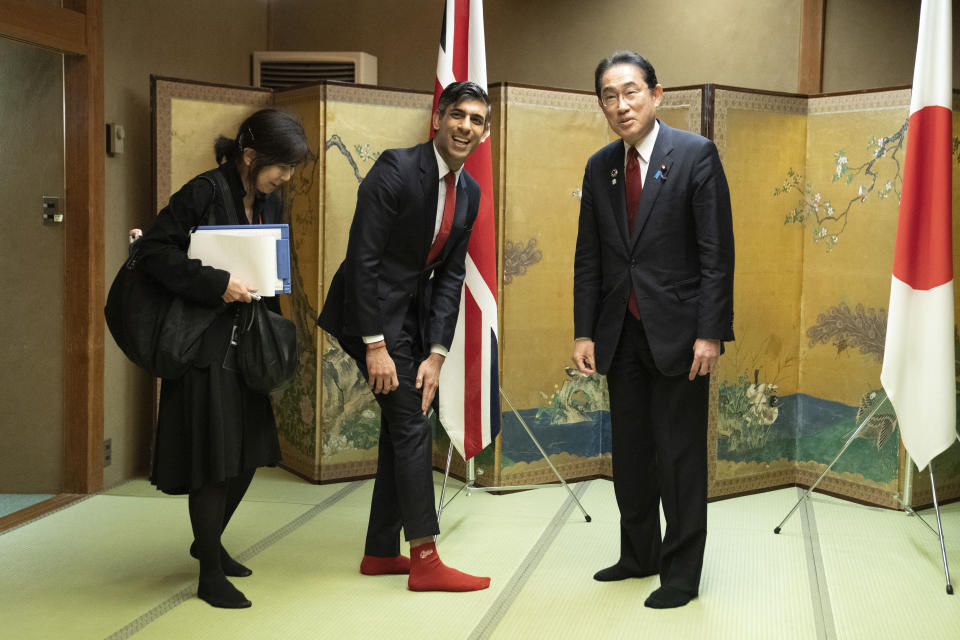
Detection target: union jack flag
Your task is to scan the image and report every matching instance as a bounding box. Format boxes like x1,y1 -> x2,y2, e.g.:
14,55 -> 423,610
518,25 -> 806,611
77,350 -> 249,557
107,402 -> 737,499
432,0 -> 500,460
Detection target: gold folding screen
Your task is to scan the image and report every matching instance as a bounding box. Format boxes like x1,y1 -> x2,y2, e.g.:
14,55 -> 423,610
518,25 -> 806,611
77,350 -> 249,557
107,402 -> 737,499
154,77 -> 960,507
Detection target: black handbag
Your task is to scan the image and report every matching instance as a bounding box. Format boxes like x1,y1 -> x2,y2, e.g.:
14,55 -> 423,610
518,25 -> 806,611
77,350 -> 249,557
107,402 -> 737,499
104,171 -> 232,379
105,249 -> 222,379
235,300 -> 299,394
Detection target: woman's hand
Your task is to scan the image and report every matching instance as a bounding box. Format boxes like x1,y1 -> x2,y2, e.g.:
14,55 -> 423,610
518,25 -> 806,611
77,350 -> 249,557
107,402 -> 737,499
221,276 -> 258,303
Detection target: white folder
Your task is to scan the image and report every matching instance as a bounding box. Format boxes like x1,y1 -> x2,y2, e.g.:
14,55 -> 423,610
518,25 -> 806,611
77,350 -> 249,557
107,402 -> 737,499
188,227 -> 284,296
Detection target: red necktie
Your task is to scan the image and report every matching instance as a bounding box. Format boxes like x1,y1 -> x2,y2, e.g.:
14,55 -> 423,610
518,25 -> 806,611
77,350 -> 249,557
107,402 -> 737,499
427,172 -> 456,265
626,147 -> 642,319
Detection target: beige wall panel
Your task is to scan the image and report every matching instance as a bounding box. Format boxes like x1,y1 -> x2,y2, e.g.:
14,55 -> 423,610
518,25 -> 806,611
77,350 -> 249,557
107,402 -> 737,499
822,0 -> 960,93
269,0 -> 960,96
103,0 -> 269,487
269,0 -> 802,93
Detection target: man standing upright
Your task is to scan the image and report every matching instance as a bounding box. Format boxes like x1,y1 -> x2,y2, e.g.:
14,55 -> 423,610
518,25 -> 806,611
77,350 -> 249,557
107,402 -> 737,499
572,51 -> 735,608
318,81 -> 491,592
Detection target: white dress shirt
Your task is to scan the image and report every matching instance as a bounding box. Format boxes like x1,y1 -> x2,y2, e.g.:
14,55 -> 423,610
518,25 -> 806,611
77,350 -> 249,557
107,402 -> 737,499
623,119 -> 660,187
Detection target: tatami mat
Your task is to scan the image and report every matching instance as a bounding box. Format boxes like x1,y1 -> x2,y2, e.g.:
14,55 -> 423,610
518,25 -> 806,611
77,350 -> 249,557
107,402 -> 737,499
489,485 -> 819,640
3,469 -> 959,639
811,495 -> 960,639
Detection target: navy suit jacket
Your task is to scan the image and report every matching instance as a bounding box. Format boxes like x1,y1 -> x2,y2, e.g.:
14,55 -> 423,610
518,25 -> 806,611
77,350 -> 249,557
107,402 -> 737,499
573,121 -> 735,376
318,141 -> 479,358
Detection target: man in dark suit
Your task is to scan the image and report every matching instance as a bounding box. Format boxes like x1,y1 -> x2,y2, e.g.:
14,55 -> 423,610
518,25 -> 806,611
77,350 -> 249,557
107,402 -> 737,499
572,51 -> 735,609
318,81 -> 491,592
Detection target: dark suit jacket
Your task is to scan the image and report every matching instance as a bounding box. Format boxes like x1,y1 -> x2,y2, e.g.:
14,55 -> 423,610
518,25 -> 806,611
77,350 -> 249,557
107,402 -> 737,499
138,163 -> 283,313
318,141 -> 480,358
573,121 -> 735,376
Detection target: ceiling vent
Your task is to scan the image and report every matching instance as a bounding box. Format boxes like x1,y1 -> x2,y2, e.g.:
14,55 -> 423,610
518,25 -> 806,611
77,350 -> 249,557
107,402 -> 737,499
252,51 -> 378,89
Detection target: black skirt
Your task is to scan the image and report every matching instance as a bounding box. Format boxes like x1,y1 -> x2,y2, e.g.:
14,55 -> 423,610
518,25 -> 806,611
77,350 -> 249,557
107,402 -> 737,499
150,306 -> 282,494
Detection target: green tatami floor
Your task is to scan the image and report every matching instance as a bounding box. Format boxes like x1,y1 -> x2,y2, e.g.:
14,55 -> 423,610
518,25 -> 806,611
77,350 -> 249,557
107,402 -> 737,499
1,467 -> 958,639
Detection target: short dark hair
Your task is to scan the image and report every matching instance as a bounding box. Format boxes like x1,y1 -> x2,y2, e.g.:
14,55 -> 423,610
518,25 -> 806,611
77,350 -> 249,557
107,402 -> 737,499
214,108 -> 311,178
436,81 -> 491,126
594,51 -> 659,98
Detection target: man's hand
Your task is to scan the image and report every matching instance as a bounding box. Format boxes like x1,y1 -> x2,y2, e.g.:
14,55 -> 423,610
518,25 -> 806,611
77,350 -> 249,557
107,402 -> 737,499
366,342 -> 399,394
572,339 -> 597,375
416,353 -> 445,415
688,338 -> 721,381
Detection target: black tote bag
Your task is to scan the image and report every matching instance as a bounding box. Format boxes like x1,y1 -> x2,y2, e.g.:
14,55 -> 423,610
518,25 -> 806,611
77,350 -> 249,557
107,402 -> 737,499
104,172 -> 233,379
235,300 -> 299,394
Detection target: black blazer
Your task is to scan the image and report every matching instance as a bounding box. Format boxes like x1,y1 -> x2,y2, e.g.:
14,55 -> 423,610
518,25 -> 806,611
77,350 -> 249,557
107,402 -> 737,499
573,121 -> 735,376
138,164 -> 283,308
319,141 -> 480,357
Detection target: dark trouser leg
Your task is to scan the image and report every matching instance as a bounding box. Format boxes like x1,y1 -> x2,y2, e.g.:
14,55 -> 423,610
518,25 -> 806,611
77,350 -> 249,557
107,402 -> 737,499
653,371 -> 708,595
360,332 -> 439,555
364,414 -> 404,556
606,318 -> 661,576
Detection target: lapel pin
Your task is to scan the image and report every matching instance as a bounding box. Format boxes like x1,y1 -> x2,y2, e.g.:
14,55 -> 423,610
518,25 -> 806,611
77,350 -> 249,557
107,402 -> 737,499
610,168 -> 618,178
654,164 -> 668,181
611,178 -> 617,185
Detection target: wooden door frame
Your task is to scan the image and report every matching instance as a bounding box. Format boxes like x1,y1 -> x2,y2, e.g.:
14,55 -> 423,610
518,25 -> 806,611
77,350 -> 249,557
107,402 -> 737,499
0,0 -> 105,493
798,0 -> 825,94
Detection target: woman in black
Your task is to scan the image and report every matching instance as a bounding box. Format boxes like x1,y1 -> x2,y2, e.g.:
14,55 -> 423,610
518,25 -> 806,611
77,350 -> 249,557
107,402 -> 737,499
138,109 -> 309,609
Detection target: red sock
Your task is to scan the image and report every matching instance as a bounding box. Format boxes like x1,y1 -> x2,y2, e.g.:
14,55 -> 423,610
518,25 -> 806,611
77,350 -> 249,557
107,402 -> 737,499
360,554 -> 411,575
407,542 -> 490,592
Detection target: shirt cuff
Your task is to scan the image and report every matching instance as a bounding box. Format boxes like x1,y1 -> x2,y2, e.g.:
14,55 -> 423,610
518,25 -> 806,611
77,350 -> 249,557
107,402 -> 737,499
430,344 -> 448,357
362,335 -> 385,344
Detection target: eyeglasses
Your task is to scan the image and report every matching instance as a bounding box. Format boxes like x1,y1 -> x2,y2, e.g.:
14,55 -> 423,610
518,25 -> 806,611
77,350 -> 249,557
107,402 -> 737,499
600,89 -> 648,110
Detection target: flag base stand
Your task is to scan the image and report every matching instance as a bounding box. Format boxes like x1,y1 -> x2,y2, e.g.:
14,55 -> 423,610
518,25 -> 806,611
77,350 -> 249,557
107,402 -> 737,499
437,386 -> 591,524
772,390 -> 954,595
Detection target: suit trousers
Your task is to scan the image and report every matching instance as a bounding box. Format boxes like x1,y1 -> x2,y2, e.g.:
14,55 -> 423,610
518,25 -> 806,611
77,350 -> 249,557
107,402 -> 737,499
605,312 -> 709,596
352,307 -> 440,556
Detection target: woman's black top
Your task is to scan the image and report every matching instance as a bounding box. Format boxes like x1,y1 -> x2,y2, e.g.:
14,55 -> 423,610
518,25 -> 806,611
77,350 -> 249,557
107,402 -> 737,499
139,163 -> 284,494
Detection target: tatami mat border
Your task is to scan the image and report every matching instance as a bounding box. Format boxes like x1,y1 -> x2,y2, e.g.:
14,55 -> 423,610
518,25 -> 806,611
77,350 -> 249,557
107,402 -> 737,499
467,481 -> 591,640
104,480 -> 365,640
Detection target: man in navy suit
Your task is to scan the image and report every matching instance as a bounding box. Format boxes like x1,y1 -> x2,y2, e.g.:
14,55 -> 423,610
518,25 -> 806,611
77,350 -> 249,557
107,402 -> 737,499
572,51 -> 735,608
318,81 -> 491,592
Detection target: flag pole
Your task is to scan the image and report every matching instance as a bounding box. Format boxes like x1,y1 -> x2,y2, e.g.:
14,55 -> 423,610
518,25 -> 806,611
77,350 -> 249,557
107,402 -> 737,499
772,389 -> 955,596
773,391 -> 890,534
899,451 -> 915,511
927,461 -> 954,594
436,386 -> 592,524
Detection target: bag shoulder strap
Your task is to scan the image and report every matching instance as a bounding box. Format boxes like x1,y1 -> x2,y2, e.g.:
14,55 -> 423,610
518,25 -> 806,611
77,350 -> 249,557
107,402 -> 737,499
196,168 -> 242,226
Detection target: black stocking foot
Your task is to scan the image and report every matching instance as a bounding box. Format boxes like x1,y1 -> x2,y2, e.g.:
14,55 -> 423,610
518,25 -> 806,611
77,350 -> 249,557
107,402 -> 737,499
197,572 -> 251,609
644,585 -> 695,609
190,541 -> 252,578
593,563 -> 656,582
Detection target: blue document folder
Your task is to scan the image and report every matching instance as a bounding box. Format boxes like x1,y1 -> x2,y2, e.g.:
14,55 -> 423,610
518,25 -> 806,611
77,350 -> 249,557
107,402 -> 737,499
193,224 -> 291,294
